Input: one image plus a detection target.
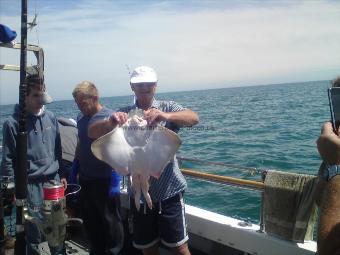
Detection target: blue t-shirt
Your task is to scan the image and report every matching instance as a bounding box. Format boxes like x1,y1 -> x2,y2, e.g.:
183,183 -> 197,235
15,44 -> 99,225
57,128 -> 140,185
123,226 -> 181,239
110,171 -> 121,196
77,107 -> 114,179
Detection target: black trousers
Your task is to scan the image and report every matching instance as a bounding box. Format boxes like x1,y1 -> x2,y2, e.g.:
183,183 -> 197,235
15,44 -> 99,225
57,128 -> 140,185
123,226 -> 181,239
79,177 -> 124,255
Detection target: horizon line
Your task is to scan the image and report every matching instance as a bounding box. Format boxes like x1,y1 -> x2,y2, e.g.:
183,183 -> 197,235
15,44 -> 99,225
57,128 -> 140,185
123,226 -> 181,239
0,78 -> 331,107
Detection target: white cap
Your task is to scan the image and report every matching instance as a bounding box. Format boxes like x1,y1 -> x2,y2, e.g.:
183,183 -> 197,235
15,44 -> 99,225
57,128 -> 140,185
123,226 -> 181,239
130,66 -> 158,84
41,91 -> 53,104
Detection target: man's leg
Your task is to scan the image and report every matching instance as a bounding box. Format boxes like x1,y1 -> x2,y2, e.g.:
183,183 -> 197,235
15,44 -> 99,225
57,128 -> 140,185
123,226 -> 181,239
84,177 -> 127,255
142,243 -> 160,255
132,202 -> 159,255
158,193 -> 190,255
26,183 -> 43,255
25,219 -> 42,255
171,243 -> 190,255
99,184 -> 124,255
79,178 -> 106,255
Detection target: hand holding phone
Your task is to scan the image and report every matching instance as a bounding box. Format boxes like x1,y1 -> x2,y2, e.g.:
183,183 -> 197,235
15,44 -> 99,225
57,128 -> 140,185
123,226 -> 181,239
328,87 -> 340,134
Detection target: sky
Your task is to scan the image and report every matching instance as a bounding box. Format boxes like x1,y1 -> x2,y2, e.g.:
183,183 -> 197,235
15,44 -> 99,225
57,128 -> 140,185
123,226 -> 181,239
0,0 -> 340,105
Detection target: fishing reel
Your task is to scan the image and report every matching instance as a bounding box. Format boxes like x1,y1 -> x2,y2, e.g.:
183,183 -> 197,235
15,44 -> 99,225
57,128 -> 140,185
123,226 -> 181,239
25,180 -> 68,249
41,180 -> 67,248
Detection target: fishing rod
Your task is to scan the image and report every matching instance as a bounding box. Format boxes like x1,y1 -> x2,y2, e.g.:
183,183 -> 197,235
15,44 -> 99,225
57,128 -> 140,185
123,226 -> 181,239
177,156 -> 269,175
14,0 -> 28,254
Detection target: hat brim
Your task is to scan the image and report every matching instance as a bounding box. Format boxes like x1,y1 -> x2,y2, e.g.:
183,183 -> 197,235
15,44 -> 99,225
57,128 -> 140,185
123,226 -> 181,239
130,77 -> 158,84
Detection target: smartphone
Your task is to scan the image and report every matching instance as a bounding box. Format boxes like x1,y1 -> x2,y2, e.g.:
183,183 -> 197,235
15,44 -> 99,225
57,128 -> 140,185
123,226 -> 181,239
328,87 -> 340,133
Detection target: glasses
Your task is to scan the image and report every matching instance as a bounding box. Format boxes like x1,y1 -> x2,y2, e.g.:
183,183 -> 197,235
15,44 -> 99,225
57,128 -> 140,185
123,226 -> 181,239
74,96 -> 93,106
132,83 -> 156,88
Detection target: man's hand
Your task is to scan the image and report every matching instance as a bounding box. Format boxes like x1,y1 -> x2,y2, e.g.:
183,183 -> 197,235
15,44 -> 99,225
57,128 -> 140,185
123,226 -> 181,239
144,108 -> 168,126
88,112 -> 128,139
109,112 -> 128,126
317,122 -> 340,165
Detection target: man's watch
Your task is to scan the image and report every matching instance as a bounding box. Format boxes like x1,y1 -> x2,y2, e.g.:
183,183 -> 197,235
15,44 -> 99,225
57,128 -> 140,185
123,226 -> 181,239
324,165 -> 340,181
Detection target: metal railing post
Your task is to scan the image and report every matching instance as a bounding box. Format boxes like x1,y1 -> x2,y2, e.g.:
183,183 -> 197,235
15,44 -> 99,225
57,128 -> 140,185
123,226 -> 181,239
258,171 -> 267,233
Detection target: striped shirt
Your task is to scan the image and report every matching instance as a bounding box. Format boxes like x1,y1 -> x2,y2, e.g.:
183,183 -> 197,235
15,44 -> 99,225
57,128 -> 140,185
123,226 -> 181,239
118,99 -> 187,201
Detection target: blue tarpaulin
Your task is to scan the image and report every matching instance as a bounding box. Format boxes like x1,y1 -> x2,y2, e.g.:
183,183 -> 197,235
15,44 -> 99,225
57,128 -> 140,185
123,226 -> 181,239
0,24 -> 17,43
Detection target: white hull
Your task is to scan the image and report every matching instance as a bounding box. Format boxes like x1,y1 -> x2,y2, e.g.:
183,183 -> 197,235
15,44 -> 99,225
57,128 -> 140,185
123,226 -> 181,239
185,205 -> 316,255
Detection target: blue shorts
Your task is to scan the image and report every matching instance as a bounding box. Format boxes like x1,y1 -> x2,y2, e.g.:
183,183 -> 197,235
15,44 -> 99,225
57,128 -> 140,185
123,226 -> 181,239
132,192 -> 189,249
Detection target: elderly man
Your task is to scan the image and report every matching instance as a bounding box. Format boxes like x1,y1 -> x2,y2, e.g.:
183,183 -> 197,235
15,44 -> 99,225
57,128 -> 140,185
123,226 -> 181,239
72,81 -> 124,255
316,77 -> 340,255
89,66 -> 199,255
0,74 -> 66,255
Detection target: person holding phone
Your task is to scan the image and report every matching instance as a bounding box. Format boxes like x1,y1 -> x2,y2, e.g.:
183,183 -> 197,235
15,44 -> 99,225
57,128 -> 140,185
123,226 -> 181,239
316,76 -> 340,255
327,78 -> 340,134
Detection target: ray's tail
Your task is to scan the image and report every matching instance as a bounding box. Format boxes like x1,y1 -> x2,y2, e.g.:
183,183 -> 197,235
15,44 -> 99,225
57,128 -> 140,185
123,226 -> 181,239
132,173 -> 153,211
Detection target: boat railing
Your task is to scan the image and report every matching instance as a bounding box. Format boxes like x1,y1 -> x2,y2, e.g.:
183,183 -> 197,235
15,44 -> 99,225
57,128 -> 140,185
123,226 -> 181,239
181,168 -> 265,191
177,156 -> 313,240
176,156 -> 267,233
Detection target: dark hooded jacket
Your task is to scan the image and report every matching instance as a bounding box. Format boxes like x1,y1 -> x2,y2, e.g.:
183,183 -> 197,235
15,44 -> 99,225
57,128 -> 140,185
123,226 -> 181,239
0,105 -> 63,180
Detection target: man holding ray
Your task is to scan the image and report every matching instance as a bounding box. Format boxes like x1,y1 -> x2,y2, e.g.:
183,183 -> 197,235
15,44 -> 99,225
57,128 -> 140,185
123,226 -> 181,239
89,66 -> 199,255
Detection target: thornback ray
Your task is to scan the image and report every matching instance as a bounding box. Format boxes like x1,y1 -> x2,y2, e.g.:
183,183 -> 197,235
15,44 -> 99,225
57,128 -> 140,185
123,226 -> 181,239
91,109 -> 181,210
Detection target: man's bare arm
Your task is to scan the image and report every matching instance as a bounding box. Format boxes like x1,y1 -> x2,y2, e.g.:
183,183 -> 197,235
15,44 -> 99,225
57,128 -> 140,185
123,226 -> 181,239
144,109 -> 199,127
88,112 -> 128,139
165,109 -> 199,126
317,122 -> 340,165
317,121 -> 340,255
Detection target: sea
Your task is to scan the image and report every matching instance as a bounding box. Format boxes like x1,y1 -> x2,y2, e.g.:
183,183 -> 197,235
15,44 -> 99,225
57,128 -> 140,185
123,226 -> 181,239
0,80 -> 332,224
